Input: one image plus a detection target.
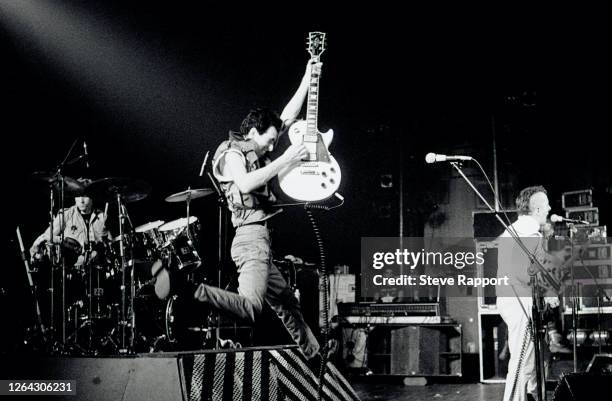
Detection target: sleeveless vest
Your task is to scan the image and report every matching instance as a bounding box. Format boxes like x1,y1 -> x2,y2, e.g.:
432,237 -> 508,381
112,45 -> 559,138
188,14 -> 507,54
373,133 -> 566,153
212,136 -> 281,227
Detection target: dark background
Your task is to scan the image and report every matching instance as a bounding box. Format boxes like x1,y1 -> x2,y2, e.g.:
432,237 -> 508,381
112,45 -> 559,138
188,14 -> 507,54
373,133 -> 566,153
0,2 -> 607,348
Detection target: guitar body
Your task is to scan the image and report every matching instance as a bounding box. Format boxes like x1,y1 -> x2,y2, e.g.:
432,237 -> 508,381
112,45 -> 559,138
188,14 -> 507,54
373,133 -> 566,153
278,32 -> 342,202
278,120 -> 341,201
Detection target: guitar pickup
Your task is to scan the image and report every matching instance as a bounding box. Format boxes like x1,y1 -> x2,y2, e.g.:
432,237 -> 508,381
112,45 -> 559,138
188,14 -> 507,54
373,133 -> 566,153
302,134 -> 318,143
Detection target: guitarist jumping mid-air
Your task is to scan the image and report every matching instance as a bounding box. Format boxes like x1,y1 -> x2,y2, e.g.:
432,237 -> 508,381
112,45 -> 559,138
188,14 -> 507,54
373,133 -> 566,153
191,34 -> 336,361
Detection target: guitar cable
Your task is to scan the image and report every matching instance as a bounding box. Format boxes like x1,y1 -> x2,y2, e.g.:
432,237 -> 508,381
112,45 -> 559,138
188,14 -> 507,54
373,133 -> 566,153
304,208 -> 330,401
509,320 -> 534,401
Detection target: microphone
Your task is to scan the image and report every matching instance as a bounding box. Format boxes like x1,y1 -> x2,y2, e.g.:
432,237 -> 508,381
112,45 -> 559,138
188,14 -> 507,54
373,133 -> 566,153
425,152 -> 473,163
550,214 -> 590,225
83,140 -> 90,169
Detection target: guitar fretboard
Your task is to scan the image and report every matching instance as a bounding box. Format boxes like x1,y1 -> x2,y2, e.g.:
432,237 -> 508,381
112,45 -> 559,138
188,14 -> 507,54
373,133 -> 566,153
306,70 -> 320,136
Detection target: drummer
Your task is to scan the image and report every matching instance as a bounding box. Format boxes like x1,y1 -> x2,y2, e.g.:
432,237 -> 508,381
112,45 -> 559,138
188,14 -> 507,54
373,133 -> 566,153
30,178 -> 111,266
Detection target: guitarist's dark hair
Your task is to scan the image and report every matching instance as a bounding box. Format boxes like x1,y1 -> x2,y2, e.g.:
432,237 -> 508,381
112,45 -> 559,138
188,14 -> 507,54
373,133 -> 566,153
515,185 -> 547,215
239,108 -> 282,138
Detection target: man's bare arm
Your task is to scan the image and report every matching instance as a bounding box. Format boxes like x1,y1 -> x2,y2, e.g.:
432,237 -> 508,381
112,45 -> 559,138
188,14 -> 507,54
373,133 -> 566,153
223,144 -> 308,194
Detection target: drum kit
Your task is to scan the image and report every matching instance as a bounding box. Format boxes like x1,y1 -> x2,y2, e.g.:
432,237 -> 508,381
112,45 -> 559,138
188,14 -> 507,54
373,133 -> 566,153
26,170 -> 217,355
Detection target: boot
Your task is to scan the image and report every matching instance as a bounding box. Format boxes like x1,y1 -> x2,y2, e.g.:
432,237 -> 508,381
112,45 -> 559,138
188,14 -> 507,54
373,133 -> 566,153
548,329 -> 571,353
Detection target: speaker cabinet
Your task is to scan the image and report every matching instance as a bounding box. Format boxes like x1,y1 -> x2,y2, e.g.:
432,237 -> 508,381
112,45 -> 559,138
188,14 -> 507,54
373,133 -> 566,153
478,312 -> 509,383
365,324 -> 462,376
552,373 -> 612,401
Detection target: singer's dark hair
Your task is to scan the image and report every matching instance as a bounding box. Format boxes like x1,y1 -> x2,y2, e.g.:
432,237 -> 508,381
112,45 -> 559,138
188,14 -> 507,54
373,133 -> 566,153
516,185 -> 547,215
239,108 -> 282,137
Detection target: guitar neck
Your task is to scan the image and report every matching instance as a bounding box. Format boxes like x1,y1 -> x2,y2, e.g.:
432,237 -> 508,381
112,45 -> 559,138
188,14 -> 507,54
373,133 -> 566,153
305,67 -> 321,135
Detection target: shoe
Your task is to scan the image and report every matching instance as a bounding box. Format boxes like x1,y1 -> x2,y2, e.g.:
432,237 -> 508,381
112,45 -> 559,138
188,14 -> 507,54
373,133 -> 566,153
306,352 -> 325,376
548,330 -> 571,354
549,342 -> 571,353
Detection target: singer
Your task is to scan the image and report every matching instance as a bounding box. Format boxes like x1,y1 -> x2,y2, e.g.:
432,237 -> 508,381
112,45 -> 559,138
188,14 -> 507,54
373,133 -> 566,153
191,59 -> 322,361
496,186 -> 569,401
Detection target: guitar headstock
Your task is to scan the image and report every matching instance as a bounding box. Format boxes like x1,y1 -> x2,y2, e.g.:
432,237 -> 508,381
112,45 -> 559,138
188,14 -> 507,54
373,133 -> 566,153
307,32 -> 327,61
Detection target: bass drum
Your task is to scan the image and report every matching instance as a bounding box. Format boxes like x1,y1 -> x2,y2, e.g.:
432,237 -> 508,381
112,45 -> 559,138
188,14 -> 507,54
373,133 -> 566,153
135,292 -> 209,352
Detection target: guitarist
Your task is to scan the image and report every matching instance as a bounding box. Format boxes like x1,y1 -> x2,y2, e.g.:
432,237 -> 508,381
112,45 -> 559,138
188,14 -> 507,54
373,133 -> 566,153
496,186 -> 569,401
193,59 -> 322,360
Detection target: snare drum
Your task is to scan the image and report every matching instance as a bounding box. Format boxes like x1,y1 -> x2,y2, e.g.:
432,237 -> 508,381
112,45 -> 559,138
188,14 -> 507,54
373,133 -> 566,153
159,217 -> 202,270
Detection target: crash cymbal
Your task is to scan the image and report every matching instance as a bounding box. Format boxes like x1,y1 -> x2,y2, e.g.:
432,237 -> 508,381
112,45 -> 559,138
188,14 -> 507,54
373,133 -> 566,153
165,188 -> 215,203
31,171 -> 86,194
86,177 -> 151,203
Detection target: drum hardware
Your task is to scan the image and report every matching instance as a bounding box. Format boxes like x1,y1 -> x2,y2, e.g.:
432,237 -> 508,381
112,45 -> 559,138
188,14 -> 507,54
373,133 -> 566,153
274,256 -> 317,292
163,187 -> 213,271
86,177 -> 151,353
134,220 -> 166,258
25,165 -> 222,355
31,139 -> 88,347
159,217 -> 202,271
16,226 -> 47,346
204,164 -> 229,350
134,293 -> 211,352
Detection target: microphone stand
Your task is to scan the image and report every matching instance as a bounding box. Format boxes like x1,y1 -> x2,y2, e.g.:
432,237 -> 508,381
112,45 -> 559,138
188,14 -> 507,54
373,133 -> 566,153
448,161 -> 550,401
568,225 -> 579,372
206,170 -> 227,350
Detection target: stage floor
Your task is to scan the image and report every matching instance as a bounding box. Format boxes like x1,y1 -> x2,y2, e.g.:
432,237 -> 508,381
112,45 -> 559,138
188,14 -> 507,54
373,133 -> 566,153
351,381 -> 505,401
351,380 -> 563,401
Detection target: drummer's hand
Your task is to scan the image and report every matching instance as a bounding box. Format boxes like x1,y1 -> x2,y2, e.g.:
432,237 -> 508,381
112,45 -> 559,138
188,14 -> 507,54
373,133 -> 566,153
89,250 -> 101,264
30,243 -> 43,260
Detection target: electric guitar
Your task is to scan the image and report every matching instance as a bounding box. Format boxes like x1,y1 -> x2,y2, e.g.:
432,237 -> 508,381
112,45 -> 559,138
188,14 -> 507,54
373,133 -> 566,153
535,240 -> 591,295
278,32 -> 341,201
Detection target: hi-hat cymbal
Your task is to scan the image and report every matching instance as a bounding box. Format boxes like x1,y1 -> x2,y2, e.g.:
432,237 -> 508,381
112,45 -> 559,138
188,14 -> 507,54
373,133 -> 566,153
86,177 -> 151,203
165,188 -> 215,203
31,171 -> 86,194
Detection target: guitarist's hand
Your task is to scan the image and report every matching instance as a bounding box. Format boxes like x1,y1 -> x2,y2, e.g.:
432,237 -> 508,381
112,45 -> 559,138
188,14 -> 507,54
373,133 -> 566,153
304,59 -> 323,79
281,144 -> 309,167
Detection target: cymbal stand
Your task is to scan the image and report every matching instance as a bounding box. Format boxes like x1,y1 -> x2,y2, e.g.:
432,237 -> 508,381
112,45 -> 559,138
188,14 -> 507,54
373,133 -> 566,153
54,139 -> 79,349
184,186 -> 201,266
47,180 -> 56,340
124,202 -> 136,352
115,192 -> 133,353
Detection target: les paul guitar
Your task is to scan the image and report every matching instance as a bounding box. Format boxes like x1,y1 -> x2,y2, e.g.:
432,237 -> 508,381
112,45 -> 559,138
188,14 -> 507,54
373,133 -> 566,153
278,32 -> 341,202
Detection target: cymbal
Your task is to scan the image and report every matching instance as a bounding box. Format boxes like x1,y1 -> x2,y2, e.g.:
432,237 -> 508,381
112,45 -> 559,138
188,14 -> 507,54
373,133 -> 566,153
31,171 -> 85,194
165,188 -> 215,203
86,177 -> 151,203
